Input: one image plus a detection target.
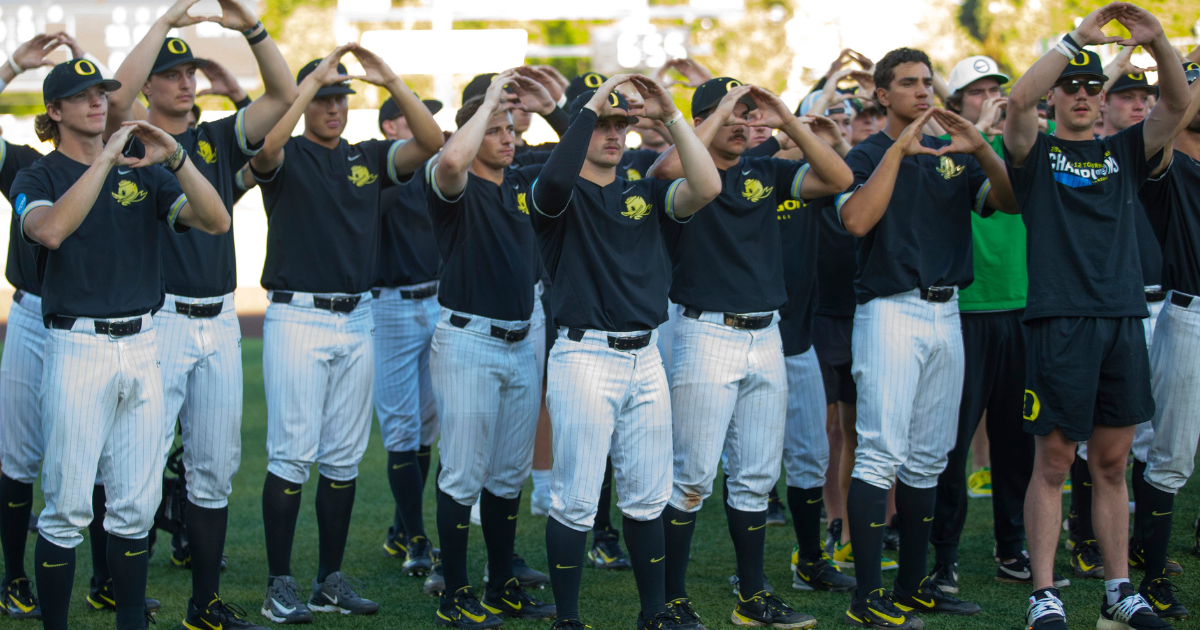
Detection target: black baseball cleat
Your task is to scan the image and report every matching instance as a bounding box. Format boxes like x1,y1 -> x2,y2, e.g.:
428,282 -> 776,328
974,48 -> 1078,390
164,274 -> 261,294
765,497 -> 787,527
1,577 -> 40,619
181,597 -> 268,630
481,578 -> 556,619
87,577 -> 161,614
27,513 -> 37,533
1071,540 -> 1105,579
882,515 -> 900,551
1026,588 -> 1068,630
995,554 -> 1070,588
668,598 -> 707,630
169,538 -> 227,571
845,588 -> 924,629
1098,582 -> 1170,630
892,576 -> 980,616
425,559 -> 446,596
436,586 -> 504,629
792,553 -> 855,593
587,527 -> 632,570
1128,542 -> 1182,576
731,591 -> 816,628
1139,577 -> 1188,620
261,576 -> 313,624
404,536 -> 435,576
308,572 -> 378,615
484,553 -> 549,590
639,610 -> 685,629
383,526 -> 408,559
551,620 -> 592,630
928,563 -> 958,594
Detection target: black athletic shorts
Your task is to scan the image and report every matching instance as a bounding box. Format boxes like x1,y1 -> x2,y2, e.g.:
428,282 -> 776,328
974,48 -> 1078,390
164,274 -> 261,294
813,315 -> 855,405
1023,316 -> 1154,442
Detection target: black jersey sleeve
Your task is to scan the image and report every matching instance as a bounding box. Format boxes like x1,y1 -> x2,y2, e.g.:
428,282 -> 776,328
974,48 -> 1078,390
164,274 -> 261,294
543,106 -> 570,138
964,152 -> 994,217
10,165 -> 55,245
1003,132 -> 1050,212
0,139 -> 43,199
513,149 -> 553,167
531,108 -> 596,217
745,136 -> 781,158
833,141 -> 878,220
768,157 -> 810,202
360,138 -> 406,187
146,164 -> 190,234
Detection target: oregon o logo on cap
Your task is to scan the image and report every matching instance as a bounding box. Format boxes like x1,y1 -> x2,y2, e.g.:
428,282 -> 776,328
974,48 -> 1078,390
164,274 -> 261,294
609,92 -> 620,107
1128,72 -> 1144,80
167,39 -> 188,54
973,59 -> 990,72
726,80 -> 742,91
74,59 -> 96,76
1069,51 -> 1090,66
585,73 -> 602,88
1188,62 -> 1200,71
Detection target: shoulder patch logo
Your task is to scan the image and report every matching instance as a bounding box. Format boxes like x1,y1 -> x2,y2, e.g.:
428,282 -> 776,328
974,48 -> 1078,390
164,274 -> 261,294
196,140 -> 216,164
517,192 -> 529,215
626,168 -> 642,181
936,156 -> 964,180
13,193 -> 26,216
742,178 -> 774,202
622,195 -> 651,220
112,180 -> 148,206
348,165 -> 378,187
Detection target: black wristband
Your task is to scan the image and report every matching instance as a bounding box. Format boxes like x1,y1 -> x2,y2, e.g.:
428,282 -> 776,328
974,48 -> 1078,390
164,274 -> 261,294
242,21 -> 263,36
1061,32 -> 1081,53
246,28 -> 269,45
167,148 -> 188,173
234,96 -> 252,110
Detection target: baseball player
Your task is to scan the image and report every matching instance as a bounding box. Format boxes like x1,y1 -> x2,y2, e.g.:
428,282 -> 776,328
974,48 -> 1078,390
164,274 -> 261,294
103,0 -> 296,624
14,58 -> 229,630
836,47 -> 1018,627
645,76 -> 851,627
1003,4 -> 1188,628
249,44 -> 442,621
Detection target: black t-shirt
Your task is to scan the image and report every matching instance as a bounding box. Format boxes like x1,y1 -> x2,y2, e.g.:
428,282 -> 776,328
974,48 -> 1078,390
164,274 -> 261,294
425,163 -> 541,321
1140,151 -> 1200,297
1133,194 -> 1163,287
1005,124 -> 1158,320
254,136 -> 402,294
661,156 -> 808,313
777,193 -> 821,356
11,149 -> 187,322
2,139 -> 45,294
620,148 -> 661,181
815,199 -> 857,317
532,175 -> 683,331
376,172 -> 440,287
840,132 -> 992,304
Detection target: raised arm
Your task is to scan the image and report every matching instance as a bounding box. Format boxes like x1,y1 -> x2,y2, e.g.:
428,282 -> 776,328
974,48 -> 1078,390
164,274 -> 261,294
349,43 -> 442,175
208,0 -> 298,145
750,85 -> 853,197
629,74 -> 720,217
1124,5 -> 1190,159
839,108 -> 939,237
933,107 -> 1018,213
1150,71 -> 1200,176
646,84 -> 753,180
1,34 -> 64,86
124,120 -> 229,233
434,71 -> 515,198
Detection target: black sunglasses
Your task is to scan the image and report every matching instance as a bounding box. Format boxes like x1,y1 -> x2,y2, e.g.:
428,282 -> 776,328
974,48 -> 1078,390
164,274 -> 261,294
1057,79 -> 1103,96
1187,68 -> 1200,85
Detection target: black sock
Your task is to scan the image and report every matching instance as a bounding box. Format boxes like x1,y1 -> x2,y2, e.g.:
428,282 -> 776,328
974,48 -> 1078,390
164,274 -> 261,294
623,515 -> 667,617
1136,483 -> 1175,587
418,445 -> 433,491
388,451 -> 426,540
546,516 -> 587,621
481,489 -> 519,590
893,482 -> 936,592
262,473 -> 302,581
787,486 -> 824,561
768,485 -> 781,502
846,478 -> 888,597
1072,455 -> 1095,541
726,505 -> 767,598
661,504 -> 696,601
436,485 -> 472,593
1131,459 -> 1147,542
34,534 -> 75,630
186,501 -> 227,606
594,458 -> 614,532
315,475 -> 356,583
90,485 -> 111,584
106,534 -> 149,630
0,475 -> 33,583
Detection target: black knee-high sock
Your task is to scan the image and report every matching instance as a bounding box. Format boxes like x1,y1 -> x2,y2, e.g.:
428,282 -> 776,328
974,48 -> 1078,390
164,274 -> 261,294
1072,455 -> 1096,541
388,451 -> 426,540
90,485 -> 110,583
315,475 -> 356,583
107,534 -> 149,630
594,458 -> 614,532
546,516 -> 587,621
186,502 -> 227,605
787,486 -> 824,561
34,535 -> 75,630
1131,459 -> 1147,542
846,478 -> 888,597
262,473 -> 302,582
1136,483 -> 1176,587
623,515 -> 667,617
437,486 -> 473,594
661,505 -> 696,601
0,475 -> 33,583
418,445 -> 433,491
726,505 -> 767,598
481,489 -> 519,590
894,482 -> 937,592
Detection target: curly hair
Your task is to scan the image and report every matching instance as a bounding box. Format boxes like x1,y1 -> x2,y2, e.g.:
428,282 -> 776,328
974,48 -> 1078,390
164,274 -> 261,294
455,95 -> 487,129
873,48 -> 933,93
34,106 -> 60,146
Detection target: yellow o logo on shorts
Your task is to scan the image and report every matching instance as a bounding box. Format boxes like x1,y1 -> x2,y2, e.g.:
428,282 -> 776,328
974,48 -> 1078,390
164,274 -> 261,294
73,59 -> 96,76
1069,52 -> 1091,67
167,39 -> 188,55
726,80 -> 742,91
609,92 -> 620,107
585,73 -> 602,88
1023,389 -> 1041,421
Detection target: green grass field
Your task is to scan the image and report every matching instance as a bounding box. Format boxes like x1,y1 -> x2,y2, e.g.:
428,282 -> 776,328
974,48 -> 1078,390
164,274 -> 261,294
2,337 -> 1200,629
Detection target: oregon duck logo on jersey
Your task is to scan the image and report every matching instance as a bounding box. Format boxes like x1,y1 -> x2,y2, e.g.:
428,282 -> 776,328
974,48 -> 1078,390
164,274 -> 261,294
517,192 -> 529,215
111,180 -> 147,206
348,165 -> 377,187
742,178 -> 773,202
622,195 -> 651,220
626,168 -> 642,181
936,156 -> 964,180
196,140 -> 216,164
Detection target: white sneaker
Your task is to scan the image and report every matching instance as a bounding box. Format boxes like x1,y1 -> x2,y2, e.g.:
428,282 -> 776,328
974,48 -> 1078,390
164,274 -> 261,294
470,501 -> 482,526
530,491 -> 551,517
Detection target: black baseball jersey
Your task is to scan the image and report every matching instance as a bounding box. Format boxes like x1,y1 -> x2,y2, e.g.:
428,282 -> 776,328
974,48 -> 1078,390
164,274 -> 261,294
1004,124 -> 1158,321
425,163 -> 541,321
254,136 -> 402,294
620,148 -> 661,181
661,156 -> 809,313
1140,151 -> 1200,297
11,149 -> 187,322
376,172 -> 440,288
814,199 -> 857,317
532,175 -> 683,331
777,191 -> 821,357
839,132 -> 992,304
2,139 -> 45,294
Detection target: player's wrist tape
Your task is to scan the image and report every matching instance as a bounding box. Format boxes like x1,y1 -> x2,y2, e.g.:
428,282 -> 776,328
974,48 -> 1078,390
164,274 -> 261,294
7,57 -> 22,75
1056,33 -> 1081,59
234,95 -> 252,110
242,21 -> 264,36
246,27 -> 269,45
166,143 -> 187,173
663,112 -> 684,128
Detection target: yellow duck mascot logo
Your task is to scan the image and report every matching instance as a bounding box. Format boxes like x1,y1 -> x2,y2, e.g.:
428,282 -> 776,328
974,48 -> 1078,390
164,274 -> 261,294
742,178 -> 774,202
196,140 -> 217,164
111,180 -> 147,206
622,195 -> 651,220
348,164 -> 378,187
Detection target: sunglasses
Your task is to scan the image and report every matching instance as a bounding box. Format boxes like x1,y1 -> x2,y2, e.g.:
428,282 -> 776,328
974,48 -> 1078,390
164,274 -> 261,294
1056,79 -> 1103,96
1187,68 -> 1200,85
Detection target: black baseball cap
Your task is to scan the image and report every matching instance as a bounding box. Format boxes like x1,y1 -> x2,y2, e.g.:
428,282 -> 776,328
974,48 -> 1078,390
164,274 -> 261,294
377,95 -> 444,131
151,38 -> 210,75
567,89 -> 637,125
691,77 -> 756,118
297,59 -> 355,97
42,59 -> 121,103
1057,50 -> 1107,83
566,72 -> 607,103
1108,71 -> 1156,95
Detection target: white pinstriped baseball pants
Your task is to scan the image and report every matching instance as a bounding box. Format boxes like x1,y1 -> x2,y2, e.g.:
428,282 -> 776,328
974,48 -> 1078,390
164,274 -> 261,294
1145,294 -> 1200,493
0,292 -> 46,484
783,348 -> 830,490
372,284 -> 440,453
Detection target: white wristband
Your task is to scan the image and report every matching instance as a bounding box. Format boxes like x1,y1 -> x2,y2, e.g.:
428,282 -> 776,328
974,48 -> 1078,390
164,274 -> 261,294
663,112 -> 684,128
8,57 -> 22,75
1054,42 -> 1075,60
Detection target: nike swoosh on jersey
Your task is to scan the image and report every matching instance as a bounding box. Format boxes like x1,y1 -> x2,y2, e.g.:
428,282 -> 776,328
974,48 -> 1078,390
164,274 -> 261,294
118,168 -> 132,174
741,169 -> 752,175
348,154 -> 362,161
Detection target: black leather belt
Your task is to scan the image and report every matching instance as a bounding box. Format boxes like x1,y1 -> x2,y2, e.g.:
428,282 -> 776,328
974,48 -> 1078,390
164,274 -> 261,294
682,306 -> 773,330
271,292 -> 361,313
567,327 -> 652,351
49,315 -> 142,337
13,289 -> 25,305
919,287 -> 955,303
175,301 -> 223,318
1171,292 -> 1195,309
449,314 -> 530,343
371,284 -> 437,300
1146,290 -> 1167,303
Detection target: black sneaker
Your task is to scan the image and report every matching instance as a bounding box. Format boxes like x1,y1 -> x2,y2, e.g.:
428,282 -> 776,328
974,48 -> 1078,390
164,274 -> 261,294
181,597 -> 268,630
308,572 -> 379,615
731,591 -> 815,628
481,578 -> 556,619
261,576 -> 313,624
86,577 -> 161,614
425,559 -> 446,597
587,527 -> 631,570
892,576 -> 980,615
436,586 -> 504,629
170,537 -> 190,569
765,497 -> 787,527
639,610 -> 684,629
792,553 -> 855,593
824,518 -> 842,557
845,588 -> 923,629
1140,577 -> 1188,620
729,573 -> 775,596
668,598 -> 707,630
404,536 -> 435,576
1098,582 -> 1170,629
1026,588 -> 1068,630
1128,542 -> 1182,576
484,553 -> 549,590
1,577 -> 40,619
1071,540 -> 1105,579
929,563 -> 958,594
996,554 -> 1070,588
882,515 -> 900,551
1063,512 -> 1080,552
383,526 -> 407,559
551,619 -> 591,630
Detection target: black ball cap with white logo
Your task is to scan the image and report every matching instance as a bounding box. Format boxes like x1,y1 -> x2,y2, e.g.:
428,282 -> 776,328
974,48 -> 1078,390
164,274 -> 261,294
151,38 -> 210,75
1057,50 -> 1107,82
567,88 -> 637,125
566,72 -> 608,103
691,77 -> 756,118
297,58 -> 355,97
42,59 -> 121,103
